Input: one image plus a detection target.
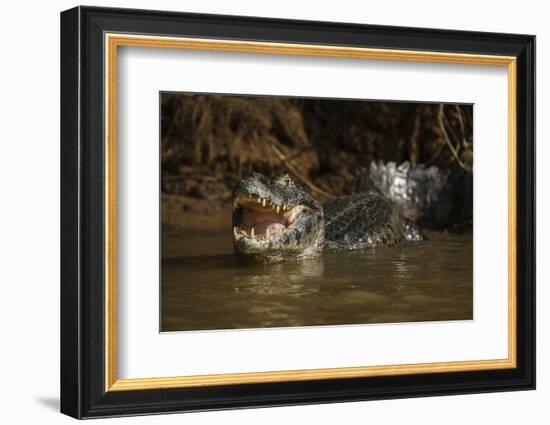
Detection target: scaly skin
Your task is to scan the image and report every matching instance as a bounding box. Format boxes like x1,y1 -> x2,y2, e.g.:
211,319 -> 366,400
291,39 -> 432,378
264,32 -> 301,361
232,172 -> 424,261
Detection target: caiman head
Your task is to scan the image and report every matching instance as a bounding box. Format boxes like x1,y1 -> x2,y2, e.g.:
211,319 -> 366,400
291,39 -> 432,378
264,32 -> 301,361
232,172 -> 324,261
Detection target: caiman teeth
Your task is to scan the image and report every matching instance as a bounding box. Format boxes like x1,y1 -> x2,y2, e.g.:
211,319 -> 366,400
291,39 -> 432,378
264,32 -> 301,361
234,194 -> 297,218
250,227 -> 255,238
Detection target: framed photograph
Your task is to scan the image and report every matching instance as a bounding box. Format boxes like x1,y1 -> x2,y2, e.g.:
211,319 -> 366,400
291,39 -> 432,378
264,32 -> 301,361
60,6 -> 535,419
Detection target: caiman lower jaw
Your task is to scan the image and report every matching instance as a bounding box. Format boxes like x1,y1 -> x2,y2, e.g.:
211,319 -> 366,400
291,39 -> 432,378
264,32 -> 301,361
233,194 -> 304,242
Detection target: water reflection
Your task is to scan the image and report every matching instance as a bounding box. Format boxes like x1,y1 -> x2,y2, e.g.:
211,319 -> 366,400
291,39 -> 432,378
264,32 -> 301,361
232,258 -> 323,295
161,230 -> 473,332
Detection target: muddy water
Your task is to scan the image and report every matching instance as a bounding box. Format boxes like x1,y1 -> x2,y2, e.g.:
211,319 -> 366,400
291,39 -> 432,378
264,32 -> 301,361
161,227 -> 473,332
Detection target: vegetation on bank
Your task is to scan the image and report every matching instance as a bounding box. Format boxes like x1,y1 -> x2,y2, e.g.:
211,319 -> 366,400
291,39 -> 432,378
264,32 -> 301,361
161,94 -> 473,227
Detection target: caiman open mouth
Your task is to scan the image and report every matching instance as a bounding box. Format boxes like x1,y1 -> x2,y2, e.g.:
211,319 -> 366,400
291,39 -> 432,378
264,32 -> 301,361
233,194 -> 304,241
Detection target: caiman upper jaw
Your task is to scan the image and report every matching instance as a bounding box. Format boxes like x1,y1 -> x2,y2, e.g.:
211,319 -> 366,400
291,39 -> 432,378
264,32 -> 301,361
233,194 -> 293,214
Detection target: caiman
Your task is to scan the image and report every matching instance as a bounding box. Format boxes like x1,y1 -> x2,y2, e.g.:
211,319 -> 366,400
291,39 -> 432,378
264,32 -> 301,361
232,172 -> 424,262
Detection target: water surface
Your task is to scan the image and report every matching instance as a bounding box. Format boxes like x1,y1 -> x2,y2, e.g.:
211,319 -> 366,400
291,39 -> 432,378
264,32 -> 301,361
161,228 -> 472,331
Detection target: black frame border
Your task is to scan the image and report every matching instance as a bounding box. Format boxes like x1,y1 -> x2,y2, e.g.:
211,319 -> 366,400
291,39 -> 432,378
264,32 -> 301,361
60,6 -> 535,419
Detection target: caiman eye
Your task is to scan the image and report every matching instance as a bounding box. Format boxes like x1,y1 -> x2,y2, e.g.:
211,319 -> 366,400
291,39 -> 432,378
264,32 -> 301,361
278,174 -> 294,186
251,171 -> 265,180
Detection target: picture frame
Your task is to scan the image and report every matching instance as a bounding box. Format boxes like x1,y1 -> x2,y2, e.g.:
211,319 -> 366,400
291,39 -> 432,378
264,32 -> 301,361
60,5 -> 535,419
